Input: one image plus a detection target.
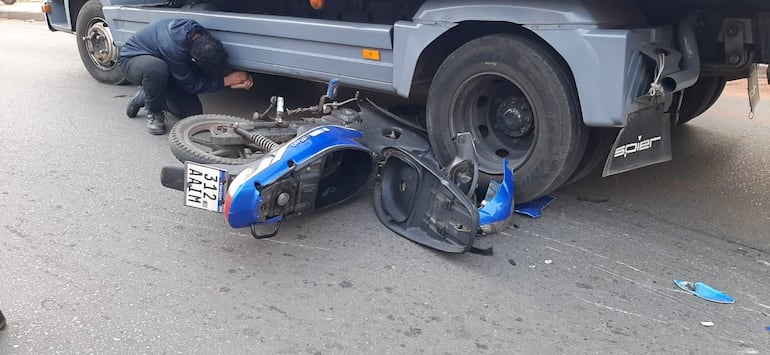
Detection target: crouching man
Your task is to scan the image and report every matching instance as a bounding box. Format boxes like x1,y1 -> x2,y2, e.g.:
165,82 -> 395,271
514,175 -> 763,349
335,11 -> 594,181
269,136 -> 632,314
118,18 -> 253,135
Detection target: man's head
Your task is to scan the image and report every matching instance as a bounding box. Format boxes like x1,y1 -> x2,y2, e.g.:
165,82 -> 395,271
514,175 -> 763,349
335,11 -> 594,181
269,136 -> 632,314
190,32 -> 230,76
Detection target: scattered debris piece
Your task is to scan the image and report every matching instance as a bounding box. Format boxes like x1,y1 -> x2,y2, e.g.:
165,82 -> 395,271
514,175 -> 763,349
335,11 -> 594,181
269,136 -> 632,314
508,259 -> 517,266
674,280 -> 735,304
478,161 -> 515,234
700,321 -> 714,327
766,326 -> 770,332
529,265 -> 536,269
514,196 -> 555,218
575,282 -> 593,290
757,260 -> 770,267
469,246 -> 494,256
544,260 -> 553,264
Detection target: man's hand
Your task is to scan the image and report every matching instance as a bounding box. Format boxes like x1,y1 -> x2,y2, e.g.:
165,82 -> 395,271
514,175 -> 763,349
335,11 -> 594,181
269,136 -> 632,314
224,71 -> 253,90
230,76 -> 253,90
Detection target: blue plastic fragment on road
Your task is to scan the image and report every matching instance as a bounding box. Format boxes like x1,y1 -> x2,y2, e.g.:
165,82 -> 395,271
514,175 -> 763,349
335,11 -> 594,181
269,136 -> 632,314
514,195 -> 555,218
479,159 -> 514,232
674,280 -> 735,304
766,326 -> 770,332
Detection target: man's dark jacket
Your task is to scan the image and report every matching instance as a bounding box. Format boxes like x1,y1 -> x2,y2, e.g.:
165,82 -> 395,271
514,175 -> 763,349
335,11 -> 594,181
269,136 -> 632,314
118,19 -> 224,94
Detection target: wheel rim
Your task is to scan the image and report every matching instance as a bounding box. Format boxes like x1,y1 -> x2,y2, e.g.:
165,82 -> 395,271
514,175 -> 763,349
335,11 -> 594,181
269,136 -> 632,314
449,73 -> 537,175
82,17 -> 119,71
183,120 -> 264,160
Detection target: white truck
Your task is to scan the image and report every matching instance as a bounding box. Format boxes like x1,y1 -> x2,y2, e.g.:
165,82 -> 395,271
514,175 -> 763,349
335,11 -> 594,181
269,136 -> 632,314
42,0 -> 770,201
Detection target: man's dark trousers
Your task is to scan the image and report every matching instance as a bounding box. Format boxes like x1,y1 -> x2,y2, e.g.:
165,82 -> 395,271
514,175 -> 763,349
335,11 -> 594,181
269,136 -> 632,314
121,55 -> 203,119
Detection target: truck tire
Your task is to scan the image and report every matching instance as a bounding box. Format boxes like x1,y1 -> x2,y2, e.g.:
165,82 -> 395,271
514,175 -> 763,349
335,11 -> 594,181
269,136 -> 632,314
676,76 -> 726,125
75,0 -> 126,85
562,127 -> 619,186
2,0 -> 17,5
426,34 -> 588,202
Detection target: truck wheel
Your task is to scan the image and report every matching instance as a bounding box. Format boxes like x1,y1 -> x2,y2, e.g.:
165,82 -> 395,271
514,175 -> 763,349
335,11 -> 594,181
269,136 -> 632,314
676,76 -> 725,125
75,0 -> 126,85
562,127 -> 619,186
2,0 -> 17,5
426,34 -> 587,202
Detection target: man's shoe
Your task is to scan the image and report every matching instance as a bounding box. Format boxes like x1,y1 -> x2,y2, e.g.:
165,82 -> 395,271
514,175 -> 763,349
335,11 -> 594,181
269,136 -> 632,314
126,87 -> 145,118
0,309 -> 6,330
147,112 -> 167,135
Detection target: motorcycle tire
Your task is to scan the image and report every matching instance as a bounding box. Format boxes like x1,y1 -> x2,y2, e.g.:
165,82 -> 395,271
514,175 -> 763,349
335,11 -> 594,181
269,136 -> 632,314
169,114 -> 284,165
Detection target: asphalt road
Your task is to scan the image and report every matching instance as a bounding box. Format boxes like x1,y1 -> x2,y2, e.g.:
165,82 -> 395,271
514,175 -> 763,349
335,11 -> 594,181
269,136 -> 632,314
1,20 -> 769,354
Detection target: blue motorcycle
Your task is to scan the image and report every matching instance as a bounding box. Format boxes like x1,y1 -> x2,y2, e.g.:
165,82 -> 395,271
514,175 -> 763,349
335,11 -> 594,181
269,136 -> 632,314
161,80 -> 514,253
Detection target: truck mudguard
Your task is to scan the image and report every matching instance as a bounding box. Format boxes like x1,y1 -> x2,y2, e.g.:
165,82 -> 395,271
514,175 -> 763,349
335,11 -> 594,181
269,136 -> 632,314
394,0 -> 687,127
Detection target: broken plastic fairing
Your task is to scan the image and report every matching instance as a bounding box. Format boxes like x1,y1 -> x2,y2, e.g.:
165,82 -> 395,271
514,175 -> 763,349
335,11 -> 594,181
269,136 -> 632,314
478,159 -> 514,234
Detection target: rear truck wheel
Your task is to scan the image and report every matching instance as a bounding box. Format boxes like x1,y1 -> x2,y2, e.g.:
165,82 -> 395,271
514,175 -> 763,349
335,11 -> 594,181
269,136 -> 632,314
562,127 -> 619,186
75,0 -> 126,85
169,114 -> 274,165
675,76 -> 726,125
426,34 -> 588,202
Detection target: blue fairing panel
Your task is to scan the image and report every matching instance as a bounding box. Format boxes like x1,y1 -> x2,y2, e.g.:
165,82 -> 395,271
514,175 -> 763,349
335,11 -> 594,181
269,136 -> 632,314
225,126 -> 369,228
479,159 -> 514,233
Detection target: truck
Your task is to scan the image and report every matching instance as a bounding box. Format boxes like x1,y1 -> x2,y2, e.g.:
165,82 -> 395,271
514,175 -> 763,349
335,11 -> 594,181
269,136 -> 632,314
41,0 -> 770,202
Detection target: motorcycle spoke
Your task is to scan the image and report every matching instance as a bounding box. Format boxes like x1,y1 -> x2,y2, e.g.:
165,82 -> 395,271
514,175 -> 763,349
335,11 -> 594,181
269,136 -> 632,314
209,148 -> 234,157
190,136 -> 219,148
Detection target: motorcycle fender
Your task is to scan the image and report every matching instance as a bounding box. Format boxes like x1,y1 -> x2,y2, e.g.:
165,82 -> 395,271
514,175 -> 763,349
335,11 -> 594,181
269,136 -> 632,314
373,147 -> 480,253
225,126 -> 374,229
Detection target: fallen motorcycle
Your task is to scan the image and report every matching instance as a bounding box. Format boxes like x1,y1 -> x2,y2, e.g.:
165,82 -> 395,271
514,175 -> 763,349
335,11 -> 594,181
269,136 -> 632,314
161,80 -> 514,253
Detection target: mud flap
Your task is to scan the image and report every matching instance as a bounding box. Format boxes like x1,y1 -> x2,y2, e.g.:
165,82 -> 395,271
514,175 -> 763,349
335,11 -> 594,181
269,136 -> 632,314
603,103 -> 672,177
373,148 -> 480,254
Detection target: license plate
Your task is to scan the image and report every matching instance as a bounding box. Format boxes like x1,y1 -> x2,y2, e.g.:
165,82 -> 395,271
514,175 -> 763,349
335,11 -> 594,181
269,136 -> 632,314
184,162 -> 228,212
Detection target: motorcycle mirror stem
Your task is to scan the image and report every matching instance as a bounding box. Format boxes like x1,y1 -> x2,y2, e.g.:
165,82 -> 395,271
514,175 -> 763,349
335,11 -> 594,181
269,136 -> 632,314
318,78 -> 341,109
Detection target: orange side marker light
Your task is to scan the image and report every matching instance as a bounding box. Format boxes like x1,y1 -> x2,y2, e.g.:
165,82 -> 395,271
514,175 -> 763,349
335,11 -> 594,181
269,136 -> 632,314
309,0 -> 324,10
362,49 -> 381,61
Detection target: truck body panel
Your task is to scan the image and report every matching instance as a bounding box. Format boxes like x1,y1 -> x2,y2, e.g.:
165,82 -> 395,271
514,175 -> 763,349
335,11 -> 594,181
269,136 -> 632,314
98,0 -> 698,127
105,6 -> 397,92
